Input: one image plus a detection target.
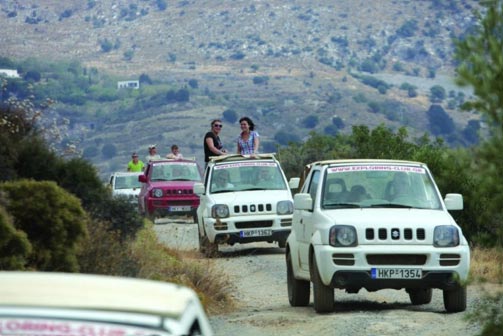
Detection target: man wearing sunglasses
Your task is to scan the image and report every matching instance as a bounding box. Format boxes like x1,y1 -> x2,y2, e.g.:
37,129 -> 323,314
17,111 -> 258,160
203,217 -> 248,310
204,119 -> 227,166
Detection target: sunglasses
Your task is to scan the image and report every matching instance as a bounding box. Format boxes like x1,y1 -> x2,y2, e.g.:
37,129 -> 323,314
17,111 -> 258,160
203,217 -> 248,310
213,124 -> 223,128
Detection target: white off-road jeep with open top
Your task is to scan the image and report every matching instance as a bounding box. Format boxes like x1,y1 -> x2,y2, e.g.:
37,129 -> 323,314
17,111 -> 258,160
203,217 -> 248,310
286,159 -> 470,313
194,154 -> 299,257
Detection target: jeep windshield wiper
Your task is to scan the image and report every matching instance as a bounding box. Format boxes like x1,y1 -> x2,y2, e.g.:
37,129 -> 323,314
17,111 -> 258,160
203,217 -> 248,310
370,203 -> 413,208
211,189 -> 234,193
323,203 -> 362,209
151,178 -> 169,181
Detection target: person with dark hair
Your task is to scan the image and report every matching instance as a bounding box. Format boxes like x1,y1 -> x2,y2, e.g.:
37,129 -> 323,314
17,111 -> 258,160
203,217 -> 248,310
204,119 -> 227,165
166,144 -> 183,159
127,152 -> 144,172
237,116 -> 260,155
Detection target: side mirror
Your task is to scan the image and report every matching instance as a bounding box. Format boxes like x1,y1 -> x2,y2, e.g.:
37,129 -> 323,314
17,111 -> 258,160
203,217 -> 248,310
444,193 -> 463,210
289,177 -> 300,190
294,193 -> 312,211
193,182 -> 205,196
138,175 -> 147,183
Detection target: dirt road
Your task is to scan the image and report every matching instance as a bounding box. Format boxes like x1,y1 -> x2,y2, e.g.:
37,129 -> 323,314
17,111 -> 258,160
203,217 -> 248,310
154,221 -> 488,336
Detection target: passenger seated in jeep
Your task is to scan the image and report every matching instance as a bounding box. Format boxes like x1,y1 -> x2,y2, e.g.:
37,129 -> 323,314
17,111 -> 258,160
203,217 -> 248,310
212,170 -> 234,191
385,172 -> 411,201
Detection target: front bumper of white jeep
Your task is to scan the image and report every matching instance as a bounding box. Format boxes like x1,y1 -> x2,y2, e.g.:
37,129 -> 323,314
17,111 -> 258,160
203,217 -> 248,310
314,244 -> 470,291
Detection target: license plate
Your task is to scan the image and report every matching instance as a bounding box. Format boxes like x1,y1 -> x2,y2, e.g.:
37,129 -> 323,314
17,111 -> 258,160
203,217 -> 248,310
169,206 -> 191,212
371,268 -> 422,279
240,229 -> 272,238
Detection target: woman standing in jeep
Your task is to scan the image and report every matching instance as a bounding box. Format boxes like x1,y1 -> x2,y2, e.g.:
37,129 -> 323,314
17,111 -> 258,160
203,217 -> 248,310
237,116 -> 260,156
204,119 -> 227,166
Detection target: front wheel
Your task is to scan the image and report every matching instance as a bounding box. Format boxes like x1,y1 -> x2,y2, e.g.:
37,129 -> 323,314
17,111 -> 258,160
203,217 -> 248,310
198,228 -> 218,258
443,286 -> 467,313
408,288 -> 432,305
311,255 -> 334,313
286,251 -> 310,306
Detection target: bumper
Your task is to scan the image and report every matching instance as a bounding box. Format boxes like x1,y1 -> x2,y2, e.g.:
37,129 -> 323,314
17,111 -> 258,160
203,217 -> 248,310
314,244 -> 470,290
203,215 -> 292,245
146,198 -> 199,217
331,270 -> 462,291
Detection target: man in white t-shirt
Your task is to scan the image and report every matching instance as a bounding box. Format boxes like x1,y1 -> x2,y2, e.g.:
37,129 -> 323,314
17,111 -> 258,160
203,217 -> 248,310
145,144 -> 161,162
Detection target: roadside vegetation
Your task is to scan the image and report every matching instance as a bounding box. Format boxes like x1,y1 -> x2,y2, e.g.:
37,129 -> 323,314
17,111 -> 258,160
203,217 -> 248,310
1,1 -> 502,329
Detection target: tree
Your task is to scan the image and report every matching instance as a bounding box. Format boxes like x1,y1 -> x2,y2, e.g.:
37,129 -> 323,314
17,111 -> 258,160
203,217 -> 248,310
430,85 -> 446,102
223,109 -> 238,123
454,1 -> 503,247
0,180 -> 88,272
102,143 -> 117,159
302,115 -> 319,129
427,104 -> 455,136
0,203 -> 32,270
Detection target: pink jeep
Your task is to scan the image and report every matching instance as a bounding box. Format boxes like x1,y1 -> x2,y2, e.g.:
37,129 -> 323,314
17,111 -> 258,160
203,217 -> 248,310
138,159 -> 203,222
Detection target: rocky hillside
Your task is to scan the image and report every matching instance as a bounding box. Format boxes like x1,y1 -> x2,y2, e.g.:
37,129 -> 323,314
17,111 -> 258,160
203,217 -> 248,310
0,0 -> 482,178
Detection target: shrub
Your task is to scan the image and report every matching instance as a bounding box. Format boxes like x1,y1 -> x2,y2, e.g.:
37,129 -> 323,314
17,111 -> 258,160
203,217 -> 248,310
223,109 -> 238,123
302,115 -> 319,128
101,143 -> 117,159
0,180 -> 88,272
0,203 -> 31,270
430,85 -> 446,102
188,78 -> 199,89
427,104 -> 455,135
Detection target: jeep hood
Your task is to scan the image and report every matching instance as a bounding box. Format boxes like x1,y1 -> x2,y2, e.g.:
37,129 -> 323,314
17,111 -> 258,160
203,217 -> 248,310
209,189 -> 292,204
326,208 -> 458,227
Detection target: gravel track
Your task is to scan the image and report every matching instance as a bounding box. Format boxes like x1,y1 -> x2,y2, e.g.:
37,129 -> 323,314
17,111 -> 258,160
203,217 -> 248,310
154,221 -> 493,336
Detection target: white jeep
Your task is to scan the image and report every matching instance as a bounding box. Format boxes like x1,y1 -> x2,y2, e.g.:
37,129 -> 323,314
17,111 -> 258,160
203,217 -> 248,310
194,154 -> 299,257
286,159 -> 470,313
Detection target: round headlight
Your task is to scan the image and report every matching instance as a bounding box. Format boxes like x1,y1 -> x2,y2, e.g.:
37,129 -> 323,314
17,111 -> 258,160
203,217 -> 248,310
212,204 -> 229,218
277,200 -> 293,215
329,225 -> 357,247
434,225 -> 459,247
152,189 -> 163,198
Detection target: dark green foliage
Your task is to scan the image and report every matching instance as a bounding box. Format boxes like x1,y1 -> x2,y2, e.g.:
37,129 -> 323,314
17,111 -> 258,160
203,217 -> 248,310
302,115 -> 319,129
223,109 -> 238,123
324,124 -> 339,136
274,130 -> 300,146
253,76 -> 269,85
430,85 -> 446,102
0,180 -> 88,272
92,196 -> 144,240
101,143 -> 117,159
0,203 -> 31,270
188,79 -> 199,89
356,74 -> 391,92
166,88 -> 190,103
332,117 -> 345,129
397,19 -> 418,38
462,120 -> 481,145
139,73 -> 152,85
427,104 -> 455,135
83,146 -> 99,159
56,158 -> 107,211
23,70 -> 41,82
14,137 -> 60,182
99,39 -> 114,53
156,0 -> 167,11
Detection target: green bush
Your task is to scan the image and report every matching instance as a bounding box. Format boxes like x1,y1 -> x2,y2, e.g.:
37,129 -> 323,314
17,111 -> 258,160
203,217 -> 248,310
0,180 -> 88,272
0,203 -> 31,270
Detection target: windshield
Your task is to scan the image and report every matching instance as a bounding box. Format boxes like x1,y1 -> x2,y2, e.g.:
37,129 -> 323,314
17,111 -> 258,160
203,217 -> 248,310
210,161 -> 287,193
114,175 -> 142,190
151,162 -> 202,182
321,164 -> 442,210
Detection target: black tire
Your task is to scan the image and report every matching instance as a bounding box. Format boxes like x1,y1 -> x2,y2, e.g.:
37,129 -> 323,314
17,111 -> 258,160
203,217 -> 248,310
311,255 -> 334,313
408,288 -> 433,305
443,286 -> 467,313
278,238 -> 287,248
286,251 -> 310,306
198,228 -> 218,258
192,211 -> 198,224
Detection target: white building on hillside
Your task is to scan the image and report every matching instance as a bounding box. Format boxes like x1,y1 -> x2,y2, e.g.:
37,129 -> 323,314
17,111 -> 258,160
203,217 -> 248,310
0,69 -> 20,78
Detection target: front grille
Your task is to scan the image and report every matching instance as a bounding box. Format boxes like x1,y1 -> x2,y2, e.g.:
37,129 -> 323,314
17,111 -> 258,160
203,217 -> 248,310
439,253 -> 461,266
366,228 -> 426,241
235,220 -> 273,229
165,188 -> 193,195
280,218 -> 292,227
367,254 -> 427,265
332,253 -> 355,266
234,203 -> 272,213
